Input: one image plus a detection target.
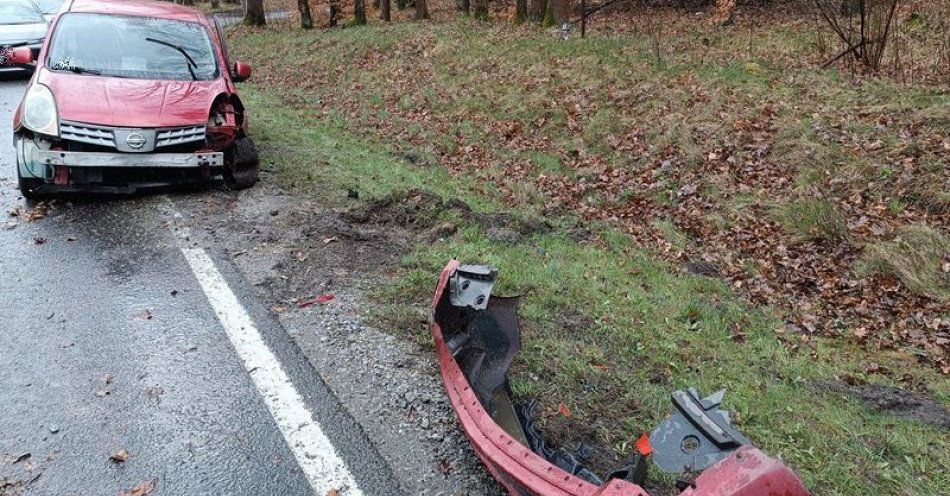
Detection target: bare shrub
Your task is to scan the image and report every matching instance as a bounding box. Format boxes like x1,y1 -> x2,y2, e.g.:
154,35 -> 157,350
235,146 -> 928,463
812,0 -> 900,70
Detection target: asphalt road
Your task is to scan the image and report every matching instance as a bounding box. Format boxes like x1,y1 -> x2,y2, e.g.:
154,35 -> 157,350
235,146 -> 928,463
0,74 -> 400,495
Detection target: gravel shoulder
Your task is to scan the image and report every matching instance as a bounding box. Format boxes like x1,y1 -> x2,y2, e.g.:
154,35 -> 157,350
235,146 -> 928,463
172,181 -> 505,495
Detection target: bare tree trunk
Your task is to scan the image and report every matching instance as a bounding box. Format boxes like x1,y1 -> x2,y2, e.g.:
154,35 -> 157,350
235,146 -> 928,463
329,0 -> 339,26
543,0 -> 567,27
381,0 -> 390,21
354,0 -> 367,24
460,0 -> 470,15
473,0 -> 488,19
244,0 -> 266,26
529,0 -> 545,22
415,0 -> 429,20
515,0 -> 527,24
298,0 -> 313,28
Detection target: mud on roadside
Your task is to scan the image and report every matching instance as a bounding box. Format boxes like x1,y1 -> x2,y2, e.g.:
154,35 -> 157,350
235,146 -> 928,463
812,379 -> 950,431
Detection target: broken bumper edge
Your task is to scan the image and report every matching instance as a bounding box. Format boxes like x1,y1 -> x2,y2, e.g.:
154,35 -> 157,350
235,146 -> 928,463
32,149 -> 224,169
429,260 -> 810,496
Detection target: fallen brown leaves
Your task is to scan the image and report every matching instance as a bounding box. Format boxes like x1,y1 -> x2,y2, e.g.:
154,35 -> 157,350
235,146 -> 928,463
119,478 -> 156,496
233,6 -> 949,372
8,202 -> 51,222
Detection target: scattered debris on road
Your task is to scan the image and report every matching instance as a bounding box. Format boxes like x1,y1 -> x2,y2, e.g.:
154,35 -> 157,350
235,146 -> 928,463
109,450 -> 130,464
96,373 -> 114,398
7,202 -> 50,223
134,309 -> 154,321
119,478 -> 156,496
145,386 -> 164,405
298,294 -> 335,308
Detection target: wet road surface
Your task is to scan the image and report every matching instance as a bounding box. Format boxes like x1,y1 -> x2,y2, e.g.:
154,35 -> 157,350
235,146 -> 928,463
0,74 -> 400,495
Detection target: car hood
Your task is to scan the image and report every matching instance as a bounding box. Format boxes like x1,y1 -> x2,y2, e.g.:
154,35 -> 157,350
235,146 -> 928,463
38,70 -> 229,128
0,23 -> 47,45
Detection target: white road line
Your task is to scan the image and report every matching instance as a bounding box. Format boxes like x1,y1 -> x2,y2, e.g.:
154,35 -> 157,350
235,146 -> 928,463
168,204 -> 362,496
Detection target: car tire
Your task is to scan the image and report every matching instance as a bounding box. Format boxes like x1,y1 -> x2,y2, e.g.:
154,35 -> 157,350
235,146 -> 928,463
224,136 -> 260,190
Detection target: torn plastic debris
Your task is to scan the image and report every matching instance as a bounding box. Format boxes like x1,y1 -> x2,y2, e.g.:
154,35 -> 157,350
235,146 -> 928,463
430,260 -> 810,496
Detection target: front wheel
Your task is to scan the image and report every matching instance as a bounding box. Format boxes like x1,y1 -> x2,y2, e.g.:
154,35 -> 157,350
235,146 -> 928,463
224,136 -> 260,190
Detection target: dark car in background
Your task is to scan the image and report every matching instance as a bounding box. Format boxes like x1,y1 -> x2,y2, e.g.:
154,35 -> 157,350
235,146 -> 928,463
0,0 -> 48,73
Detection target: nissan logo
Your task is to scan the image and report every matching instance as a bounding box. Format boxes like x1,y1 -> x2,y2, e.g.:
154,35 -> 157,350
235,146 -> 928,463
126,133 -> 147,149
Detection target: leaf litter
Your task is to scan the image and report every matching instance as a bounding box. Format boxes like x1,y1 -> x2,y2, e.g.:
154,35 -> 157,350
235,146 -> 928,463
233,9 -> 949,372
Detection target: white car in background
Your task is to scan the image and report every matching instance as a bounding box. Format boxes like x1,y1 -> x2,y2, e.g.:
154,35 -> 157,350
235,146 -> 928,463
33,0 -> 64,22
0,0 -> 48,73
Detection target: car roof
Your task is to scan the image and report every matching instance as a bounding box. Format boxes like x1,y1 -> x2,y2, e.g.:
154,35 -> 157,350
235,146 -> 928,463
64,0 -> 208,24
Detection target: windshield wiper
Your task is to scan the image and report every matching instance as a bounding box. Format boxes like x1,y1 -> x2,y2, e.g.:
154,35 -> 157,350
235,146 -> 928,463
58,66 -> 129,78
145,37 -> 198,81
64,66 -> 103,76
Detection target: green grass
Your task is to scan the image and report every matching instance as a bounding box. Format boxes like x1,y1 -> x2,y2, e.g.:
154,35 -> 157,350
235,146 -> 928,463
858,225 -> 950,303
241,85 -> 949,496
246,91 -> 495,211
230,16 -> 950,496
771,198 -> 849,242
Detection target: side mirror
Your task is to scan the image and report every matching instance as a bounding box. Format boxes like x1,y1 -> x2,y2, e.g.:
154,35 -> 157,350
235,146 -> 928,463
7,47 -> 35,66
232,61 -> 251,83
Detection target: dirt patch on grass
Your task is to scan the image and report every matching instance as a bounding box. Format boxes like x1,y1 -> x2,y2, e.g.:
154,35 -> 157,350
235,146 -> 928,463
813,380 -> 950,430
200,186 -> 552,305
343,188 -> 552,241
342,189 -> 448,230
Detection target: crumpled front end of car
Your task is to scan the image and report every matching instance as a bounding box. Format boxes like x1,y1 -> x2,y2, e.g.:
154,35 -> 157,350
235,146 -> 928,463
15,125 -> 225,194
430,260 -> 810,496
14,80 -> 246,195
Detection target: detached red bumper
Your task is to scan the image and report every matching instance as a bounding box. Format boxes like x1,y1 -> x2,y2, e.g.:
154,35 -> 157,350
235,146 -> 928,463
430,260 -> 809,496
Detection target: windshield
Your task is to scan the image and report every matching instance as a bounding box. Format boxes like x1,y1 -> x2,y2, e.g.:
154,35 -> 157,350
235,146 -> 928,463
35,0 -> 63,14
0,1 -> 44,24
47,13 -> 218,81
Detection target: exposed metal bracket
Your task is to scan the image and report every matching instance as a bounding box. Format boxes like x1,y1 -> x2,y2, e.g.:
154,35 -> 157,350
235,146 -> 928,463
649,388 -> 751,474
449,264 -> 498,310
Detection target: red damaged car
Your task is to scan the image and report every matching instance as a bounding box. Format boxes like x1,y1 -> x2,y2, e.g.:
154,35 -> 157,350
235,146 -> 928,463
7,0 -> 258,198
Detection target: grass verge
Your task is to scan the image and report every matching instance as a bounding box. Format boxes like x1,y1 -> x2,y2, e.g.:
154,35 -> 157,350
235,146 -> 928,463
231,12 -> 949,496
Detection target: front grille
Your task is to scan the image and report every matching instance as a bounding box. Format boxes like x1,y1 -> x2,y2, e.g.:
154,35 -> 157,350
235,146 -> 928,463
156,126 -> 206,148
60,122 -> 116,148
58,121 -> 207,151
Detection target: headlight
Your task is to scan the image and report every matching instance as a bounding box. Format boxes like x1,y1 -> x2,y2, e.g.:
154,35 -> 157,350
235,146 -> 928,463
22,83 -> 59,137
